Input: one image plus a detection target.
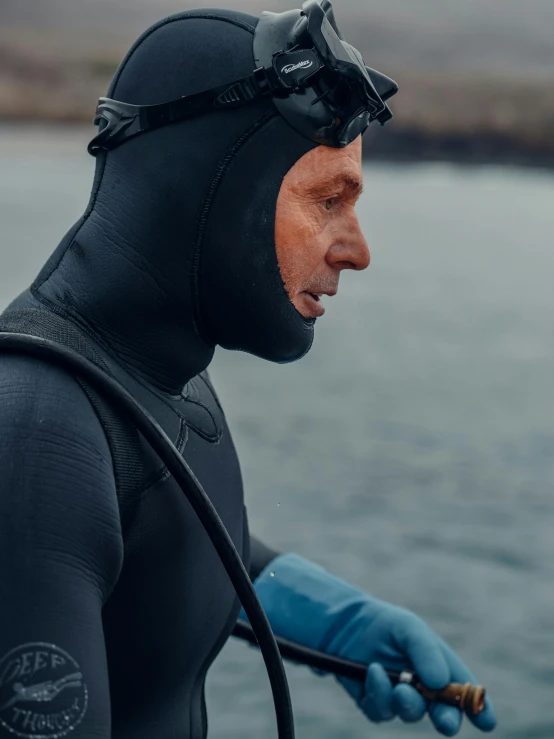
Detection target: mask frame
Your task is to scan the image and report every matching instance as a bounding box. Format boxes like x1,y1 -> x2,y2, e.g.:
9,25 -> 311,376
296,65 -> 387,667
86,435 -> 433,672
87,0 -> 398,156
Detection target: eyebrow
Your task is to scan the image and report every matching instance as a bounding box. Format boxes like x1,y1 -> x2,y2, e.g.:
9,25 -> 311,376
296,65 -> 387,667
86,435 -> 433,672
305,170 -> 364,198
343,173 -> 364,196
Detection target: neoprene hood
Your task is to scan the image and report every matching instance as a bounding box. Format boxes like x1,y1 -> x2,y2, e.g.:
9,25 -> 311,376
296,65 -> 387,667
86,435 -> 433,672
33,8 -> 338,393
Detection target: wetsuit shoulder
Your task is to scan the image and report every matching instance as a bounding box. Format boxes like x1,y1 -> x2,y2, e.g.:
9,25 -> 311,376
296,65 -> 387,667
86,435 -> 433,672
0,355 -> 122,737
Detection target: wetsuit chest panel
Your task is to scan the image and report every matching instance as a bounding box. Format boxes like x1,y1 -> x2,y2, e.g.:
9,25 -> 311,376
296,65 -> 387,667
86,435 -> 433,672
101,370 -> 247,739
0,293 -> 248,739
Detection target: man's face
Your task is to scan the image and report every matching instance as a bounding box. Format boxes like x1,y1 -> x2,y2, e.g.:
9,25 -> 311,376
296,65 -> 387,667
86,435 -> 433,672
275,136 -> 369,319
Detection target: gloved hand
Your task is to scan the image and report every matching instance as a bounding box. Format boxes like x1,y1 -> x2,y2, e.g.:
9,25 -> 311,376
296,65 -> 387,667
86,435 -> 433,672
241,553 -> 496,737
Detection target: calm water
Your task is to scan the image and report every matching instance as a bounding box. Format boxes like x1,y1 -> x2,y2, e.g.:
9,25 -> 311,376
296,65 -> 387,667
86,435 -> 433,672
1,126 -> 554,739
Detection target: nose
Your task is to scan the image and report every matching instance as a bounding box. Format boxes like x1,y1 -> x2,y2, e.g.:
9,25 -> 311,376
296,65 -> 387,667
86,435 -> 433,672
326,210 -> 370,272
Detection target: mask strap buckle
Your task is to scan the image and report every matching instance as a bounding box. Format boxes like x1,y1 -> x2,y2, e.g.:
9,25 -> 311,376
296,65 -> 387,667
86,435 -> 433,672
215,66 -> 281,108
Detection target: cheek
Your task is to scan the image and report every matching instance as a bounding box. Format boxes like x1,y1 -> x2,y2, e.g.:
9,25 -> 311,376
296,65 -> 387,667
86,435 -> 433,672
275,199 -> 326,291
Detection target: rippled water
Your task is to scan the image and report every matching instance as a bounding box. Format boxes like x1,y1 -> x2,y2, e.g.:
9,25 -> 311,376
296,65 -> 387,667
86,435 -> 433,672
1,126 -> 553,739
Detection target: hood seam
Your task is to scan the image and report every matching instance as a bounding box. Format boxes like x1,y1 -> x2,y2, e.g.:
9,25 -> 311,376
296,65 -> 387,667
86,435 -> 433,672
190,109 -> 278,345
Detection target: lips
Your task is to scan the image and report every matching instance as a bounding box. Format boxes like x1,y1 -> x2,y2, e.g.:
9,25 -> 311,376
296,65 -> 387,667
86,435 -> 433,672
298,289 -> 336,319
302,292 -> 325,317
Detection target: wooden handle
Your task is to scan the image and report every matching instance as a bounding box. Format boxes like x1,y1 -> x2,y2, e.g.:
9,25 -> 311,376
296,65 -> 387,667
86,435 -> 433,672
415,681 -> 486,715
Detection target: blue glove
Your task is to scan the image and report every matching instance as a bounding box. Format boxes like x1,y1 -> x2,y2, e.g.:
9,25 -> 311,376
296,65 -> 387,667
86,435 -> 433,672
241,553 -> 496,737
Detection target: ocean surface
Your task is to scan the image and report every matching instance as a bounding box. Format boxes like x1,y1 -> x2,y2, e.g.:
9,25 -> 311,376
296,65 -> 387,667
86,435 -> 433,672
1,126 -> 553,739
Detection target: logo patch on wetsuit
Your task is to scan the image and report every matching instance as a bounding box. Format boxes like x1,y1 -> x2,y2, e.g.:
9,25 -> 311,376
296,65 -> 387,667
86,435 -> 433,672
0,643 -> 88,738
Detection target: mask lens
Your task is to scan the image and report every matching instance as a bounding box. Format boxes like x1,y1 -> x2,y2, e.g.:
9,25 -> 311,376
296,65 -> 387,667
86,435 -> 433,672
252,3 -> 396,150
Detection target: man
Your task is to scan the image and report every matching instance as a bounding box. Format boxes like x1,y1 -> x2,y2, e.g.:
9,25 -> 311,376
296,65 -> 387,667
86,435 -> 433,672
0,4 -> 496,738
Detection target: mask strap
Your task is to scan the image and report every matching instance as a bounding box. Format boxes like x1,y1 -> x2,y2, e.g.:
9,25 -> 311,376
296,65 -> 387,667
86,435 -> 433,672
87,67 -> 281,156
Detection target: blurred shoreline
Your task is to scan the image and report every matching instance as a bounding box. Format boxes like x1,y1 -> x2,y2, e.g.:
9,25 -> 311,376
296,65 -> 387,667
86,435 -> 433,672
2,29 -> 553,171
364,125 -> 554,171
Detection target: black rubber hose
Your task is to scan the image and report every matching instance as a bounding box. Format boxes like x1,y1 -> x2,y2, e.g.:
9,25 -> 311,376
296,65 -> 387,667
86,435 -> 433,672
0,333 -> 295,739
233,619 -> 367,682
233,621 -> 489,718
233,619 -> 421,689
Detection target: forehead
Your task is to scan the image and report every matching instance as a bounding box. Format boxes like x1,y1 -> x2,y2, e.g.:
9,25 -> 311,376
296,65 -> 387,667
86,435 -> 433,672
284,139 -> 363,192
311,139 -> 362,173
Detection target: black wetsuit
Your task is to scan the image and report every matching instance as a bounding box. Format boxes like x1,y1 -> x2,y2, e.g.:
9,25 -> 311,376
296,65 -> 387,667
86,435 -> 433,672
0,8 -> 317,739
0,288 -> 276,738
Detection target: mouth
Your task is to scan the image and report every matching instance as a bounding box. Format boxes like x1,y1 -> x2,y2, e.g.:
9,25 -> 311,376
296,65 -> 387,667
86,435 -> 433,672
298,289 -> 337,319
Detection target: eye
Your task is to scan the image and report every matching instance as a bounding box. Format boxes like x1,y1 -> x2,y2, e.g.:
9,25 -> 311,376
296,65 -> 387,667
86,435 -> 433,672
323,197 -> 337,211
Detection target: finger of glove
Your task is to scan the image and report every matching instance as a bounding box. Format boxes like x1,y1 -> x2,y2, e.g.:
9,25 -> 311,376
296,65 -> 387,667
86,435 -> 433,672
439,640 -> 497,732
360,663 -> 394,722
429,700 -> 463,737
394,615 -> 450,690
391,683 -> 427,723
